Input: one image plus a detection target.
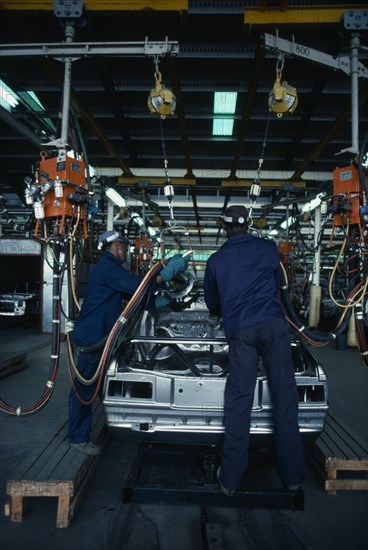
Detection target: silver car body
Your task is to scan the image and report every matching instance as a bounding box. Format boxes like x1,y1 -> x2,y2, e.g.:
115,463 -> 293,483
103,270 -> 329,445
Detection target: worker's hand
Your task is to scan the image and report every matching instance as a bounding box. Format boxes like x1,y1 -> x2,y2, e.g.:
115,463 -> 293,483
155,295 -> 172,310
160,254 -> 190,282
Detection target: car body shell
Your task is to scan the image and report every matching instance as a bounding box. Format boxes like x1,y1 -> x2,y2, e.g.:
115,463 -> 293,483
103,270 -> 329,446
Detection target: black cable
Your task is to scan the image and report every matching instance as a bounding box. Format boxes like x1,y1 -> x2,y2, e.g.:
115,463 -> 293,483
358,131 -> 368,196
280,266 -> 352,343
254,112 -> 272,184
147,342 -> 202,375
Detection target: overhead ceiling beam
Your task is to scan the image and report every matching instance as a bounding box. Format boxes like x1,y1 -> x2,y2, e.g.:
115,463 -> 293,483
189,188 -> 202,244
0,40 -> 180,59
283,37 -> 342,170
86,21 -> 138,166
221,179 -> 306,189
0,14 -> 135,175
94,59 -> 138,165
0,1 -> 188,11
228,38 -> 265,179
0,105 -> 43,149
165,56 -> 194,179
282,76 -> 326,170
117,176 -> 196,186
244,5 -> 367,25
106,167 -> 331,181
291,79 -> 368,181
86,0 -> 187,10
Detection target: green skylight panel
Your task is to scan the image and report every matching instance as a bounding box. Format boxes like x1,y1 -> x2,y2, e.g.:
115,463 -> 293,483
18,90 -> 56,133
0,80 -> 19,112
213,118 -> 234,136
24,91 -> 45,111
213,92 -> 237,136
214,91 -> 237,114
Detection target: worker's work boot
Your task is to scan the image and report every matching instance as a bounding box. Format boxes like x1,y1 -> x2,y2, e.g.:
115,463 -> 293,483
286,483 -> 301,492
70,441 -> 101,455
216,466 -> 235,496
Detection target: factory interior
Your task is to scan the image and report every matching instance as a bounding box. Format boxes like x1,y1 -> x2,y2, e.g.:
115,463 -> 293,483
0,1 -> 367,549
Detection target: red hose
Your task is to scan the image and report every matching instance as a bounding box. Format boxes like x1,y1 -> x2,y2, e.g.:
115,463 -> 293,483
68,262 -> 162,404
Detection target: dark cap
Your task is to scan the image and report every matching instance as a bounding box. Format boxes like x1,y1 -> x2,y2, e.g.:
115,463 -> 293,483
222,205 -> 249,225
98,230 -> 130,249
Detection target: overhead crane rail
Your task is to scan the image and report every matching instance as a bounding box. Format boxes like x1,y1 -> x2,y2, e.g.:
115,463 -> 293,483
0,38 -> 179,59
263,32 -> 368,80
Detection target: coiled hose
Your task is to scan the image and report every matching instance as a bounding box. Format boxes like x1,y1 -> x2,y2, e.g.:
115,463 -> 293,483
0,241 -> 62,416
280,262 -> 352,344
66,261 -> 162,405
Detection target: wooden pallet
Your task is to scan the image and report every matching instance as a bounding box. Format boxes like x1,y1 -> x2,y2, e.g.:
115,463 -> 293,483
307,412 -> 368,495
5,403 -> 109,528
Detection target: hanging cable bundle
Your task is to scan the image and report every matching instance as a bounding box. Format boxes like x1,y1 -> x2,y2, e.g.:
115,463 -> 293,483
0,241 -> 63,416
354,303 -> 368,366
280,261 -> 359,347
66,262 -> 162,405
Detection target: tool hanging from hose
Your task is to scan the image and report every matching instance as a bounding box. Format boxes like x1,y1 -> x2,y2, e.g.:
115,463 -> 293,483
247,112 -> 272,225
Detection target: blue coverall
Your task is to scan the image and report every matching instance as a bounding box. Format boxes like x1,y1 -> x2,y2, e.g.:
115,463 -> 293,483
69,251 -> 142,444
204,232 -> 305,490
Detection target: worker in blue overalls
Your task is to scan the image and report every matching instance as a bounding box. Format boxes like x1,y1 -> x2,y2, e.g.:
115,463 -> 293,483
204,205 -> 305,495
69,230 -> 189,455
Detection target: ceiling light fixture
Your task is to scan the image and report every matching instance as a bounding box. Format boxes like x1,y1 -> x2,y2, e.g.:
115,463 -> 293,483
105,187 -> 126,208
214,91 -> 237,114
0,79 -> 19,112
212,91 -> 237,136
213,118 -> 234,136
148,71 -> 176,119
268,55 -> 298,118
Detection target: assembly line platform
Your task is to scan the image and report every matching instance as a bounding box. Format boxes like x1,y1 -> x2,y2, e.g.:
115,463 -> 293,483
122,443 -> 304,511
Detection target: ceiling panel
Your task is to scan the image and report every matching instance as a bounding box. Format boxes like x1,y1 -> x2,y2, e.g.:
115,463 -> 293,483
0,1 -> 367,242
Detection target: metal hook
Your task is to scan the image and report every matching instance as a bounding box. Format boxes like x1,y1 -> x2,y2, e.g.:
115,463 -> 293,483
276,52 -> 284,73
153,54 -> 160,73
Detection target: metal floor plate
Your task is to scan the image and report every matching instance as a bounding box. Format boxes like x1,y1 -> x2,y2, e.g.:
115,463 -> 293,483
122,444 -> 304,511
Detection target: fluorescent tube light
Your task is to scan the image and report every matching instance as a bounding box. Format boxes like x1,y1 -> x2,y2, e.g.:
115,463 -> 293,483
212,119 -> 234,136
105,187 -> 126,208
214,92 -> 237,114
0,80 -> 19,112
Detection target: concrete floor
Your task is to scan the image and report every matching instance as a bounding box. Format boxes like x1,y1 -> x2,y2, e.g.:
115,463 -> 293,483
0,325 -> 367,550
